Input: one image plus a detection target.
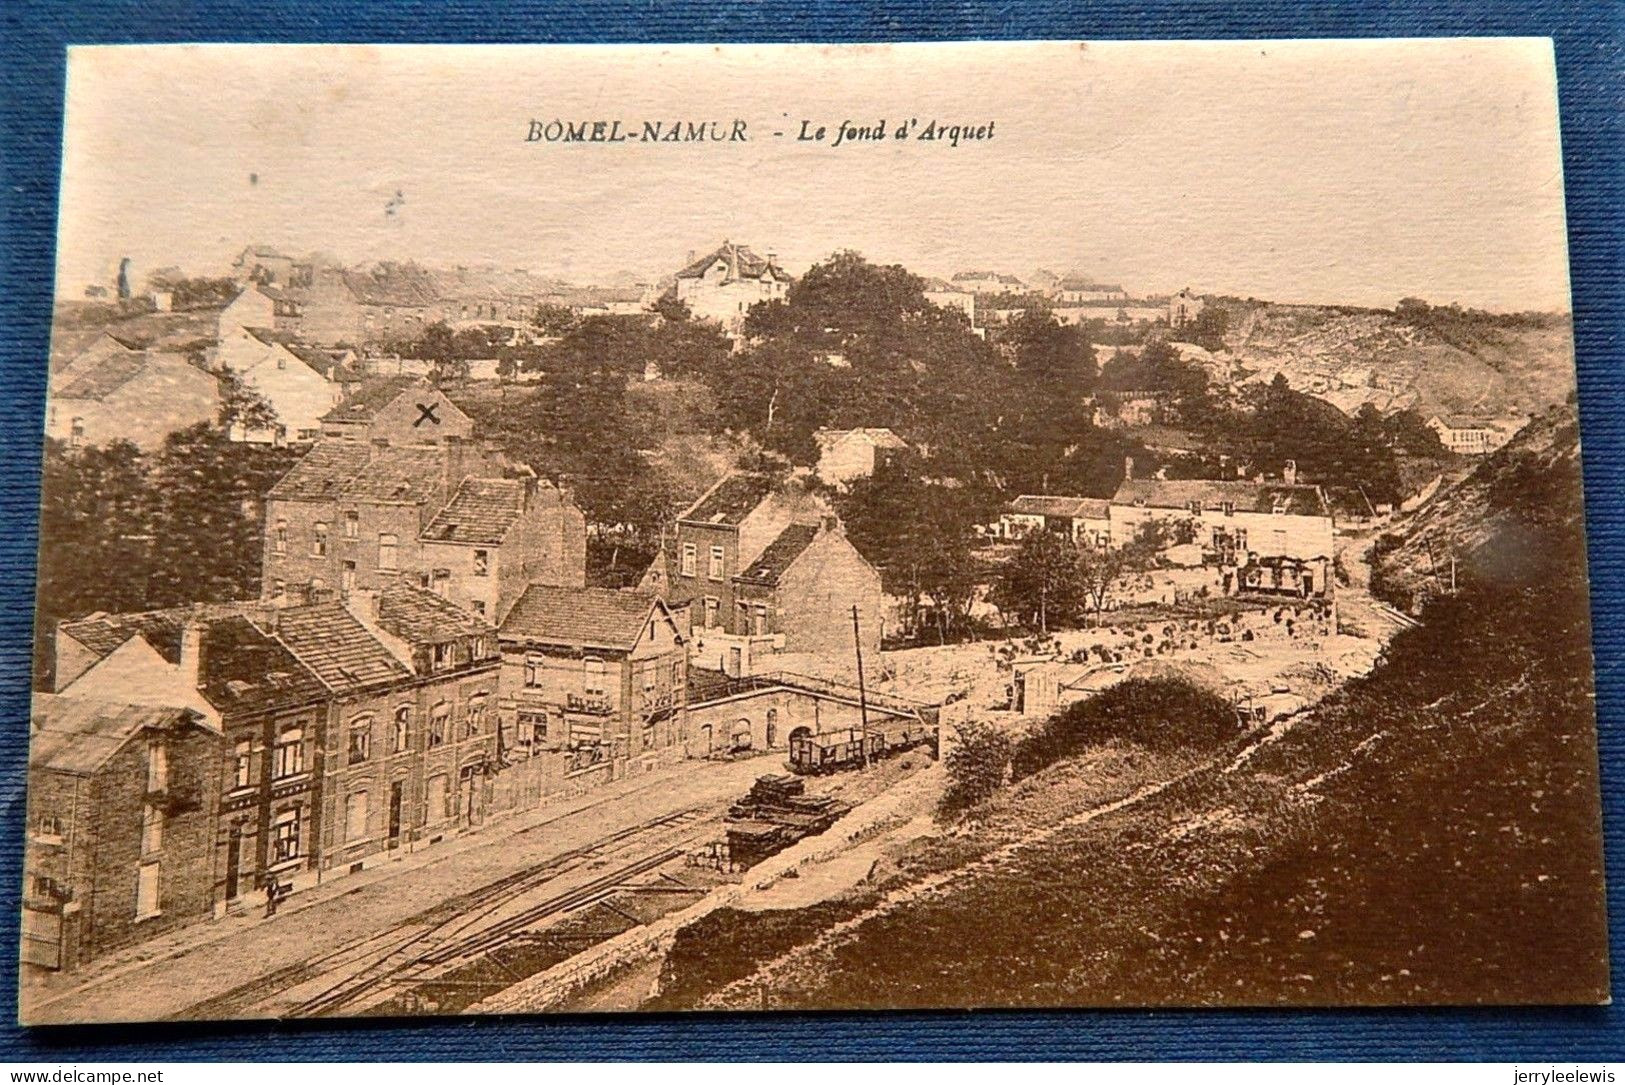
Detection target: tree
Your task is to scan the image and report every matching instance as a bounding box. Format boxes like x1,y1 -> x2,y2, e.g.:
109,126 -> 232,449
1073,542 -> 1138,626
216,368 -> 280,436
531,302 -> 579,337
939,719 -> 1013,819
990,530 -> 1085,633
1190,305 -> 1229,353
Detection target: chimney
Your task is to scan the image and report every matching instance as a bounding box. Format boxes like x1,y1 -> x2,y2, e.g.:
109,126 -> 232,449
179,619 -> 204,688
442,434 -> 470,492
1283,459 -> 1298,486
1124,455 -> 1134,482
686,249 -> 696,266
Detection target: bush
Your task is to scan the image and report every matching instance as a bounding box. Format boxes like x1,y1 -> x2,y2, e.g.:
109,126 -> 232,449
938,720 -> 1013,819
1011,677 -> 1238,780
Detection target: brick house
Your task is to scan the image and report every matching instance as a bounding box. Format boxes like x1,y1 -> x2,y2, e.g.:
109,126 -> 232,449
23,697 -> 222,973
282,262 -> 440,347
262,433 -> 585,621
497,586 -> 687,776
813,428 -> 908,487
643,473 -> 881,674
46,333 -> 219,450
319,379 -> 474,445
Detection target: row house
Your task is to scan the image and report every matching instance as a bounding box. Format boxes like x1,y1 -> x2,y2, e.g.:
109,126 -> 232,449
262,428 -> 585,622
23,697 -> 221,973
48,581 -> 498,935
496,586 -> 688,777
1109,473 -> 1335,578
1053,276 -> 1128,304
277,262 -> 440,347
642,473 -> 883,675
673,242 -> 791,330
996,495 -> 1112,547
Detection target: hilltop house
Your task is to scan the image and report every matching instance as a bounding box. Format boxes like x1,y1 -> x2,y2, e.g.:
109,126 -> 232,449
951,271 -> 1027,295
1426,414 -> 1521,456
813,428 -> 908,487
496,586 -> 688,775
673,242 -> 792,329
281,262 -> 441,346
262,435 -> 584,621
1053,276 -> 1127,304
997,495 -> 1112,547
1169,288 -> 1205,329
23,698 -> 221,973
920,278 -> 977,325
46,333 -> 219,450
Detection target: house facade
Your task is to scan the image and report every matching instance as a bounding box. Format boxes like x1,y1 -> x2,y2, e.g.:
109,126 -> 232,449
262,435 -> 585,621
998,495 -> 1112,547
47,336 -> 219,450
951,271 -> 1026,295
283,262 -> 440,346
1169,288 -> 1205,329
1109,477 -> 1335,563
730,521 -> 884,664
672,242 -> 792,329
813,428 -> 908,487
23,698 -> 222,973
1054,277 -> 1128,304
497,586 -> 688,775
1426,414 -> 1519,456
215,325 -> 355,443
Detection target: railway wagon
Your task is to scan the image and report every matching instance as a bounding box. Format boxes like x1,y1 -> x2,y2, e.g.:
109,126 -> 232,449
786,718 -> 937,775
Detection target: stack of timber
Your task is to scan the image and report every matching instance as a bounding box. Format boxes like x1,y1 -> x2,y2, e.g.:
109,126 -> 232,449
723,774 -> 853,869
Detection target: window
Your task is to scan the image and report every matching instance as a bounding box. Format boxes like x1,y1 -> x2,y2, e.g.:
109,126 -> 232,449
671,660 -> 683,690
465,695 -> 487,739
472,549 -> 489,577
275,354 -> 286,370
751,604 -> 768,637
429,703 -> 449,748
378,533 -> 398,570
519,710 -> 549,745
233,740 -> 253,789
70,418 -> 85,447
393,706 -> 411,752
341,560 -> 357,593
273,520 -> 288,555
704,597 -> 719,629
426,773 -> 450,820
345,791 -> 369,842
708,545 -> 725,581
34,815 -> 63,840
146,740 -> 167,792
433,642 -> 455,670
583,657 -> 607,699
272,809 -> 300,864
312,522 -> 329,557
136,862 -> 161,919
142,804 -> 163,855
472,600 -> 487,618
1222,502 -> 1235,517
343,510 -> 358,538
272,579 -> 286,598
348,716 -> 371,764
680,543 -> 697,577
524,655 -> 545,688
273,726 -> 304,779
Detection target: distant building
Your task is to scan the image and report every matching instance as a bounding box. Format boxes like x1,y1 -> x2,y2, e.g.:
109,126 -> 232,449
920,278 -> 977,325
1169,287 -> 1205,329
46,333 -> 219,450
1053,276 -> 1127,304
998,495 -> 1112,547
496,586 -> 688,774
673,242 -> 792,329
1426,415 -> 1517,456
951,271 -> 1026,295
284,262 -> 440,346
23,697 -> 221,973
215,325 -> 362,444
1109,473 -> 1335,575
231,245 -> 297,287
813,427 -> 908,487
319,378 -> 474,445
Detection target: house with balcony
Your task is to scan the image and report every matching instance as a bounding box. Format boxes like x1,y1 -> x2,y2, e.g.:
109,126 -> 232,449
496,586 -> 688,778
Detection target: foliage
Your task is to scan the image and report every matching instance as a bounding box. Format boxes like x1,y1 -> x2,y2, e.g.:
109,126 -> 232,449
938,719 -> 1013,819
988,531 -> 1085,633
1189,305 -> 1229,353
216,368 -> 280,435
1011,677 -> 1238,780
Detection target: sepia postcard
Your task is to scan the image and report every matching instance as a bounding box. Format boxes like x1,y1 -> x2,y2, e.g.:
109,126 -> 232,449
20,39 -> 1606,1024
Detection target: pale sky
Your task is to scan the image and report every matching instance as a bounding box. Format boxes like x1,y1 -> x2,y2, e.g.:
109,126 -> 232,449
56,39 -> 1572,311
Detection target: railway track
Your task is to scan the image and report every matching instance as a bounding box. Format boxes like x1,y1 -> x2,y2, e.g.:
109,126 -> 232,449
279,808 -> 708,1019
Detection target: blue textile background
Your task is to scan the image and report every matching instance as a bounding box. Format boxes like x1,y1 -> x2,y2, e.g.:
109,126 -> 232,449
0,0 -> 1620,1061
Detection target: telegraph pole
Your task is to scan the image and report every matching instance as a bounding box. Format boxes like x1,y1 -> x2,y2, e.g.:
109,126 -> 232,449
853,605 -> 871,769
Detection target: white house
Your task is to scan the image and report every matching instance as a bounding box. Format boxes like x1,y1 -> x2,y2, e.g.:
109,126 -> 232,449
1109,475 -> 1334,563
1169,288 -> 1205,329
950,271 -> 1026,295
1053,276 -> 1127,304
216,285 -> 279,341
814,428 -> 908,487
1426,415 -> 1519,456
216,326 -> 356,443
998,495 -> 1112,547
673,242 -> 792,330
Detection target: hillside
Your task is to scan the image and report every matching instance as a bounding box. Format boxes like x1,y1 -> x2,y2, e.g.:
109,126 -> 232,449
649,423 -> 1604,1008
1223,302 -> 1575,419
1370,403 -> 1583,611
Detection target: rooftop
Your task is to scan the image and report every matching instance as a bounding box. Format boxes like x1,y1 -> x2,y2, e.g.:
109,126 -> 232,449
1007,495 -> 1112,520
264,601 -> 411,691
674,242 -> 791,284
31,697 -> 207,776
321,376 -> 430,425
736,524 -> 820,586
815,427 -> 908,450
376,580 -> 495,644
421,478 -> 526,544
1111,478 -> 1330,517
500,585 -> 665,651
678,473 -> 778,526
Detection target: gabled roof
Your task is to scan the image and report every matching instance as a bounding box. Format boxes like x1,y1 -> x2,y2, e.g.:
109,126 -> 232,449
30,697 -> 207,776
1007,495 -> 1111,520
53,349 -> 204,402
674,243 -> 791,284
264,601 -> 412,691
500,586 -> 669,651
337,446 -> 447,505
421,478 -> 525,544
1111,478 -> 1329,517
736,524 -> 820,586
266,441 -> 375,501
197,615 -> 329,715
815,427 -> 908,451
58,602 -> 255,665
322,376 -> 427,424
242,328 -> 354,378
376,580 -> 495,644
677,473 -> 778,527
